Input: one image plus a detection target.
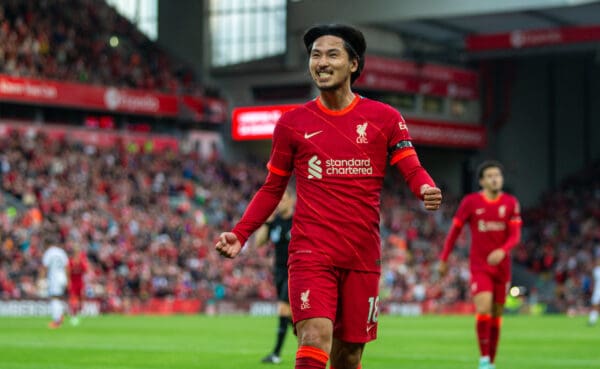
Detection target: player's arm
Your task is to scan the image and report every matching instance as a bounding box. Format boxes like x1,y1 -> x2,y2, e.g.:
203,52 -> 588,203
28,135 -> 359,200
217,172 -> 289,258
388,114 -> 441,210
392,149 -> 441,210
216,119 -> 294,259
488,200 -> 522,265
438,197 -> 470,276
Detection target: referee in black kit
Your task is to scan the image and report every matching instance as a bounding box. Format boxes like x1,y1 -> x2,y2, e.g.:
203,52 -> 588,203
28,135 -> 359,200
254,188 -> 295,364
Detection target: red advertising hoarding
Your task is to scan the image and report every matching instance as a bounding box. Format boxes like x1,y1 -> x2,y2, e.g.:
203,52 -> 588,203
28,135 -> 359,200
231,105 -> 486,149
466,25 -> 600,52
0,75 -> 227,122
354,55 -> 479,99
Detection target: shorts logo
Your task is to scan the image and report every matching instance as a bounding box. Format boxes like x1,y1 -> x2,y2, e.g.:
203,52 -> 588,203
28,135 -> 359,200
300,289 -> 311,310
307,155 -> 322,179
398,121 -> 408,130
366,324 -> 376,334
471,282 -> 478,293
356,122 -> 368,144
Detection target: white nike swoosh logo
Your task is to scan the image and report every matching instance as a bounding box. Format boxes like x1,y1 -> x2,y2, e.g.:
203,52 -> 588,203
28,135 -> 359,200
304,130 -> 323,139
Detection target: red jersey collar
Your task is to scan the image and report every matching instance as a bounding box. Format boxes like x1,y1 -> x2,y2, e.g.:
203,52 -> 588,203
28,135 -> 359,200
479,191 -> 504,204
315,93 -> 360,116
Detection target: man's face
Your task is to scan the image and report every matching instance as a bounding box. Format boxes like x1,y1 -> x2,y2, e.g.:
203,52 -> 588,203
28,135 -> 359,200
309,35 -> 358,91
479,167 -> 504,193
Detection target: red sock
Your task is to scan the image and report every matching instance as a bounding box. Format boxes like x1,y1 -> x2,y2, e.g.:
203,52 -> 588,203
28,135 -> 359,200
476,314 -> 491,358
490,317 -> 502,363
296,345 -> 328,369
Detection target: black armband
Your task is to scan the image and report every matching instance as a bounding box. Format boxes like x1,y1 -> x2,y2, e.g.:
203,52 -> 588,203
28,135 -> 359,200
388,140 -> 413,156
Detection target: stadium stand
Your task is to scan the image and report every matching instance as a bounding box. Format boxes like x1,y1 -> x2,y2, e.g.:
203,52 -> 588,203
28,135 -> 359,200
516,162 -> 600,313
0,0 -> 203,94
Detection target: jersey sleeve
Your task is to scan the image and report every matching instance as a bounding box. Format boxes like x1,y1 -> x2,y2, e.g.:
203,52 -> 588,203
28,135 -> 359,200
440,196 -> 471,261
266,114 -> 295,177
231,172 -> 290,246
509,198 -> 522,225
453,196 -> 472,227
387,110 -> 436,198
387,111 -> 414,165
500,197 -> 523,252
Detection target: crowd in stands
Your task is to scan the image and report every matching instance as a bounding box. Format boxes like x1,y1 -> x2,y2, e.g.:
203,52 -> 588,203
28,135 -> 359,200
516,163 -> 600,313
0,131 -> 598,313
0,0 -> 209,95
0,131 -> 270,311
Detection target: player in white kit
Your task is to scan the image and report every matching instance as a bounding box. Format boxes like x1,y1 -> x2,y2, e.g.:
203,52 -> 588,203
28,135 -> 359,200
589,258 -> 600,326
42,244 -> 69,328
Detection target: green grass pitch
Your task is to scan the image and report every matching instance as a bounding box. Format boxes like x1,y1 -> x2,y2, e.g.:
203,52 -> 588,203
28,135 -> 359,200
0,315 -> 598,368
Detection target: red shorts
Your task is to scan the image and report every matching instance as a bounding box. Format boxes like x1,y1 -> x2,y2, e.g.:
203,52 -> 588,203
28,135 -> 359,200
288,257 -> 380,343
470,270 -> 510,304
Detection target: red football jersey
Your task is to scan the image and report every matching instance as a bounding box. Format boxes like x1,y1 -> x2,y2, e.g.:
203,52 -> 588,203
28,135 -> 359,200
68,253 -> 88,284
268,95 -> 415,272
446,192 -> 522,275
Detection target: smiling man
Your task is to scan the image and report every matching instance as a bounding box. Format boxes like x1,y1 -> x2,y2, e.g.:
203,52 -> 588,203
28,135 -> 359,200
216,24 -> 442,369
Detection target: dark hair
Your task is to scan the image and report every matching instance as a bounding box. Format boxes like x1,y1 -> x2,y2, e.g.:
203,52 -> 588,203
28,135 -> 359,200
303,24 -> 366,84
477,160 -> 504,179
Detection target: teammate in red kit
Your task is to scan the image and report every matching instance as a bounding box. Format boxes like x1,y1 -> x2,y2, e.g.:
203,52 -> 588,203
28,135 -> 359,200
68,246 -> 88,325
438,161 -> 522,369
216,24 -> 442,369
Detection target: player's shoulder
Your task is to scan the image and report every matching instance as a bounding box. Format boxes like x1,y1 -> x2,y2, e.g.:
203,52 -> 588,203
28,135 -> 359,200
275,100 -> 316,129
502,193 -> 520,205
283,100 -> 316,120
357,96 -> 400,119
462,192 -> 480,203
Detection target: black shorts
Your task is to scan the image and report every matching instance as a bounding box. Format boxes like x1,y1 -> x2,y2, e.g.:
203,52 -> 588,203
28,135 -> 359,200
274,267 -> 289,303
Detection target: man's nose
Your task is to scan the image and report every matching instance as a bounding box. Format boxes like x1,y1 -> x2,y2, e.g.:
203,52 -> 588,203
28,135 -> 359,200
316,55 -> 329,67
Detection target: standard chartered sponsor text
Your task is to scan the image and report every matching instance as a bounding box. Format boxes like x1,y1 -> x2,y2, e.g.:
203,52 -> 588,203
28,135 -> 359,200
325,158 -> 372,176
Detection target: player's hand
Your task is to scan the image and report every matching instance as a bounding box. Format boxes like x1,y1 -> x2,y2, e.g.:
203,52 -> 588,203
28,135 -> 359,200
421,184 -> 442,211
438,261 -> 448,278
215,232 -> 242,258
487,249 -> 506,266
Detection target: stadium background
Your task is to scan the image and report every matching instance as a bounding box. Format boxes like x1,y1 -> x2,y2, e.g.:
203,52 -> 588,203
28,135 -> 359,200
0,0 -> 598,327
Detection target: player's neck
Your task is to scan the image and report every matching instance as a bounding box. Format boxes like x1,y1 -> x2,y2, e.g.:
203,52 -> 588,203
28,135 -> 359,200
481,189 -> 502,201
318,86 -> 355,111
